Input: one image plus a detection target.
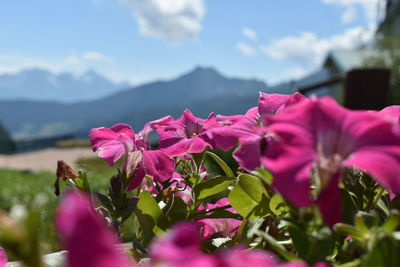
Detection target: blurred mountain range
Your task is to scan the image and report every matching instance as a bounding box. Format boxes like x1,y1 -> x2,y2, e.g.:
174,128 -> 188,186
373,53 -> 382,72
0,66 -> 268,138
0,68 -> 130,103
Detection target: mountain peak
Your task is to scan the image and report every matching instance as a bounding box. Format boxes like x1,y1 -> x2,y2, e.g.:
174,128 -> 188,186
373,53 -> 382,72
181,66 -> 223,80
0,68 -> 126,103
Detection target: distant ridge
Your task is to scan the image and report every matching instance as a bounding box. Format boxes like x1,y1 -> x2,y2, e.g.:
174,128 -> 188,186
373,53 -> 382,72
0,66 -> 268,138
0,68 -> 129,103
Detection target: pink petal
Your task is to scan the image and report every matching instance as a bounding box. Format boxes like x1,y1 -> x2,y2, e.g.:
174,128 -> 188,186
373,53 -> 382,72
196,198 -> 241,240
56,191 -> 133,267
380,105 -> 400,124
162,137 -> 211,157
258,92 -> 305,116
233,136 -> 263,171
89,124 -> 135,165
344,149 -> 400,193
219,247 -> 279,267
142,150 -> 175,182
211,126 -> 241,151
149,222 -> 217,267
148,115 -> 175,130
0,248 -> 7,267
127,168 -> 146,191
315,174 -> 342,226
281,262 -> 309,267
265,146 -> 315,207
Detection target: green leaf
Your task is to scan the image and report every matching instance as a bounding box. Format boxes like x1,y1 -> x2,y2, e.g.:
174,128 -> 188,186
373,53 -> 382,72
118,197 -> 139,223
287,224 -> 310,257
255,230 -> 299,261
306,227 -> 336,263
75,171 -> 91,193
354,214 -> 370,234
192,152 -> 205,172
253,168 -> 273,185
383,210 -> 400,233
334,223 -> 365,240
194,176 -> 235,200
341,189 -> 360,224
95,192 -> 113,212
363,234 -> 400,267
228,174 -> 270,219
205,151 -> 234,177
376,197 -> 390,218
157,196 -> 188,231
135,191 -> 162,245
269,194 -> 289,216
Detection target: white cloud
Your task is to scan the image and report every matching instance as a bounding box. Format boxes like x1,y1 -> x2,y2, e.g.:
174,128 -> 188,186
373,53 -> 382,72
120,0 -> 205,41
236,42 -> 256,56
341,6 -> 357,23
284,68 -> 308,80
322,0 -> 381,24
64,55 -> 82,65
260,26 -> 374,67
242,27 -> 257,41
82,51 -> 114,62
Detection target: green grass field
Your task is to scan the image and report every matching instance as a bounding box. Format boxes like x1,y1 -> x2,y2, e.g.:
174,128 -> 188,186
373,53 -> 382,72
0,157 -> 118,253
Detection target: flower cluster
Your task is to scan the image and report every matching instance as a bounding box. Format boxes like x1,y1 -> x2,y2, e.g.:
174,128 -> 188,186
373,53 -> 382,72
89,93 -> 400,226
2,92 -> 400,267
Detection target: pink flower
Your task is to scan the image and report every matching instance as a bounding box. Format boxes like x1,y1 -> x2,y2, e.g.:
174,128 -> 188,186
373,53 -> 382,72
380,105 -> 400,134
151,110 -> 221,157
258,92 -> 306,116
263,97 -> 400,226
148,222 -> 315,267
213,93 -> 306,171
380,105 -> 400,124
90,124 -> 175,189
56,190 -> 133,267
219,247 -> 310,267
196,198 -> 241,240
148,222 -> 217,267
90,124 -> 135,166
0,248 -> 7,267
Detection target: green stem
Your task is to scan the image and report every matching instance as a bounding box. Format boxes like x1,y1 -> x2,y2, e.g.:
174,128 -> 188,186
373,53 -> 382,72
369,187 -> 385,211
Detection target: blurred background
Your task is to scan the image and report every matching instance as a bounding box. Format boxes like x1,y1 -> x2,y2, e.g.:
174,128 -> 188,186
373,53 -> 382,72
0,0 -> 399,252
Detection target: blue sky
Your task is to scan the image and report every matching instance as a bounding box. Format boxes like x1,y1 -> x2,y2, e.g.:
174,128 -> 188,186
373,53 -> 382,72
0,0 -> 383,85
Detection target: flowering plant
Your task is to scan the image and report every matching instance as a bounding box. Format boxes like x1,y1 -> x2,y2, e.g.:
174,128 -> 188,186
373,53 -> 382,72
1,92 -> 400,267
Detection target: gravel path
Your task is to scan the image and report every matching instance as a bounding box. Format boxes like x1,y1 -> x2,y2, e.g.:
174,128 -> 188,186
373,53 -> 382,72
0,148 -> 96,172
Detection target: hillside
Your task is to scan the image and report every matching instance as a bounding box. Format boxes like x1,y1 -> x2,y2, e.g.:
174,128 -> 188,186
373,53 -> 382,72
0,67 -> 268,138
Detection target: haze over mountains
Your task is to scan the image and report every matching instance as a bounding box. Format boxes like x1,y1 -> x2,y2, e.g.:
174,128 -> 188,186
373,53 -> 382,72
0,67 -> 270,138
0,69 -> 129,103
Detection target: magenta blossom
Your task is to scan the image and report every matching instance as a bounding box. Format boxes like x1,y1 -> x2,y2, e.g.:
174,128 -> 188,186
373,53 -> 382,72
149,222 -> 217,267
150,110 -> 221,157
148,222 -> 315,267
56,190 -> 133,267
219,247 -> 310,267
380,106 -> 400,135
196,198 -> 241,240
0,248 -> 6,267
380,105 -> 400,124
263,97 -> 400,226
90,124 -> 135,166
213,92 -> 306,171
90,124 -> 175,189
